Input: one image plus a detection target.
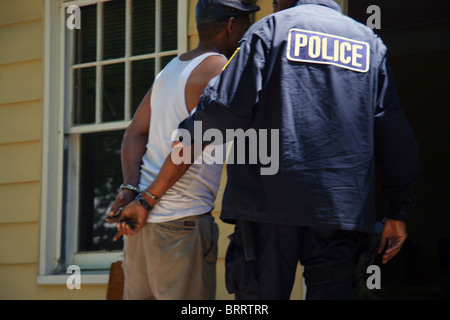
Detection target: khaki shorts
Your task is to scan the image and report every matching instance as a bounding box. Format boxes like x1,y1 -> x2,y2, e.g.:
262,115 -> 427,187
122,213 -> 218,300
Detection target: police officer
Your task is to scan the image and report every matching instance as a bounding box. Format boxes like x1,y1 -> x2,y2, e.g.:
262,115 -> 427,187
179,0 -> 420,300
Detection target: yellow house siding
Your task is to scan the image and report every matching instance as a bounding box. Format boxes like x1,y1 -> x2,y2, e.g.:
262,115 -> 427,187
0,20 -> 43,65
0,0 -> 42,300
0,141 -> 42,183
0,223 -> 39,265
0,0 -> 110,299
255,0 -> 273,20
0,101 -> 43,145
0,182 -> 41,224
0,60 -> 43,104
0,0 -> 44,26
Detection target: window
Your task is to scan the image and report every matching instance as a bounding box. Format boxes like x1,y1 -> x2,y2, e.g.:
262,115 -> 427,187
40,0 -> 187,279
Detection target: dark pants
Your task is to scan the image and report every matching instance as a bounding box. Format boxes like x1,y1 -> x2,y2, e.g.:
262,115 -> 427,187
225,221 -> 363,300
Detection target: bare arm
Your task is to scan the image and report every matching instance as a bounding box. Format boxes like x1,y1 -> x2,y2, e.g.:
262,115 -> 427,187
122,88 -> 151,185
105,87 -> 151,222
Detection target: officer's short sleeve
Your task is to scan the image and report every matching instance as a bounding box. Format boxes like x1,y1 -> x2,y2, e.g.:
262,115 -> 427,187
374,59 -> 420,221
179,28 -> 270,143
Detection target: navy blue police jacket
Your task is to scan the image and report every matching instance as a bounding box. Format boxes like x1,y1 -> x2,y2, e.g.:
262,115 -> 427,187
179,0 -> 419,234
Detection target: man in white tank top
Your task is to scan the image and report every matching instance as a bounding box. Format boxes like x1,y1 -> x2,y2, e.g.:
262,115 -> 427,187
106,0 -> 259,300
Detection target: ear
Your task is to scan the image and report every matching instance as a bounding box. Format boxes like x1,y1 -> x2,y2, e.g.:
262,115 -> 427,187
226,17 -> 236,35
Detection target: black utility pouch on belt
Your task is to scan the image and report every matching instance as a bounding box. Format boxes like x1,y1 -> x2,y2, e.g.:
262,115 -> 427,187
225,221 -> 257,295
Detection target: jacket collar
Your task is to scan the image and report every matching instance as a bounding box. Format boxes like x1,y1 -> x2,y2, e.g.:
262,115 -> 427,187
294,0 -> 342,13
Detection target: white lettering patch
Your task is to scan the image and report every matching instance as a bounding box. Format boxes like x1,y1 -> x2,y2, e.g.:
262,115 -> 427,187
286,29 -> 370,73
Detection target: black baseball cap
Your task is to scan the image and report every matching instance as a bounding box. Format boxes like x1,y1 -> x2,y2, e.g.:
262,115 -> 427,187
196,0 -> 260,25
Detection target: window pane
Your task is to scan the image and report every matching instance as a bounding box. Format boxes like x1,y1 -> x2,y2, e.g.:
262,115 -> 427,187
78,130 -> 124,251
103,0 -> 126,60
132,0 -> 156,55
103,63 -> 125,122
74,4 -> 97,64
161,0 -> 178,51
131,59 -> 155,115
66,0 -> 181,258
73,67 -> 96,125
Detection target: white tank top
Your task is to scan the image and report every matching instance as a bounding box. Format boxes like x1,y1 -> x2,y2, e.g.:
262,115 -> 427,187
139,52 -> 227,223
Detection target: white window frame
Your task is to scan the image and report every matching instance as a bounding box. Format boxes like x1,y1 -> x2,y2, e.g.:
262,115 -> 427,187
39,0 -> 187,284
